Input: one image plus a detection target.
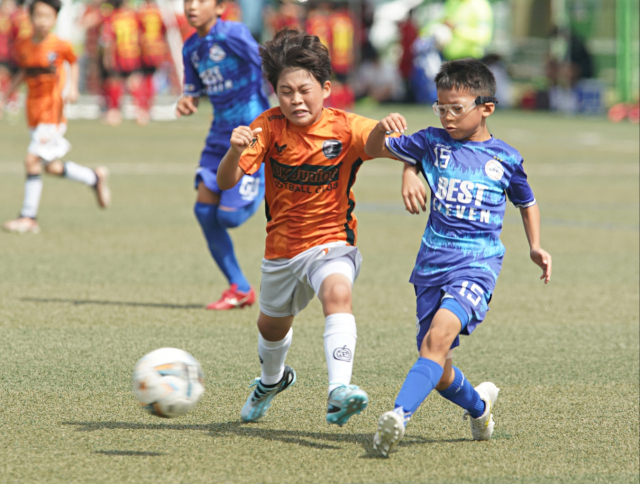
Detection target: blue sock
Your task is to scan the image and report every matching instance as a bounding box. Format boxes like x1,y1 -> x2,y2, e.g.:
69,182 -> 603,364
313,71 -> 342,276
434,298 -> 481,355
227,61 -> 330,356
394,357 -> 444,423
194,202 -> 251,292
438,366 -> 485,418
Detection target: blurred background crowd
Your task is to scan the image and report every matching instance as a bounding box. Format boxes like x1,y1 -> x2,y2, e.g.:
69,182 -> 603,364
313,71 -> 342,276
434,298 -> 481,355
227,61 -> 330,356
1,0 -> 638,124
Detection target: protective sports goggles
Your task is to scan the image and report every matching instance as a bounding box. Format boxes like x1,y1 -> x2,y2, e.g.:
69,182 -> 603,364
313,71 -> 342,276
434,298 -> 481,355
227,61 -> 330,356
432,96 -> 498,117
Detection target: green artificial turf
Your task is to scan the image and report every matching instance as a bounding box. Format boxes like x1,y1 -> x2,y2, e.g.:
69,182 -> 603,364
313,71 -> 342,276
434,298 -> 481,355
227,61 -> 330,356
0,105 -> 638,483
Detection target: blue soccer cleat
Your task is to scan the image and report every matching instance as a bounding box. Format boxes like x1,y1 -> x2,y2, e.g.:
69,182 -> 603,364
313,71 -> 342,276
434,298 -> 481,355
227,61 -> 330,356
326,385 -> 369,426
241,365 -> 296,422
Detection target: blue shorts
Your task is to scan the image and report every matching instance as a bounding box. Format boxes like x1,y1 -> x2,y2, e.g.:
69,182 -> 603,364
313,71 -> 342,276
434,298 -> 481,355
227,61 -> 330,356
415,278 -> 493,351
195,165 -> 265,210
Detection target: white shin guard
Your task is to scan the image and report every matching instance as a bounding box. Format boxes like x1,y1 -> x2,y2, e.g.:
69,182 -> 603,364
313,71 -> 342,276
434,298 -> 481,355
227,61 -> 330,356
258,328 -> 293,385
324,313 -> 357,395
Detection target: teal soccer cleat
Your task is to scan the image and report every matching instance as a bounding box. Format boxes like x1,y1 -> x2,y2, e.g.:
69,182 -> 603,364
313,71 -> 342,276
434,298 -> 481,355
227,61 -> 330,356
326,385 -> 369,426
241,366 -> 296,422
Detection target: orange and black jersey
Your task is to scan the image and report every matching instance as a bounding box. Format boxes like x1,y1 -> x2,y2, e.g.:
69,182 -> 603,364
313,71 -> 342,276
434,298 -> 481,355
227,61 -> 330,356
239,107 -> 380,260
14,34 -> 77,127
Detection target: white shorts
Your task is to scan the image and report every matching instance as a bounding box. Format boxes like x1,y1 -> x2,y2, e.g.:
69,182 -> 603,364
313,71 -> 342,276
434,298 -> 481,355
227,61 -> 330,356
28,123 -> 71,162
259,242 -> 362,318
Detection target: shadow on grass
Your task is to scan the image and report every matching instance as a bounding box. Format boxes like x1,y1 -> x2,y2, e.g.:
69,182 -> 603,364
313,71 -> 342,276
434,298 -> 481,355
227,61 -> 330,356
95,450 -> 166,457
63,420 -> 464,458
22,297 -> 203,310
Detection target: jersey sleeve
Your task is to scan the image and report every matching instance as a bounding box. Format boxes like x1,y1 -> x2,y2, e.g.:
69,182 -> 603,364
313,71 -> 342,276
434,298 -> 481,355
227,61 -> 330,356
349,114 -> 379,161
182,42 -> 204,96
384,129 -> 429,165
59,40 -> 77,64
238,113 -> 271,175
224,22 -> 262,68
506,161 -> 536,208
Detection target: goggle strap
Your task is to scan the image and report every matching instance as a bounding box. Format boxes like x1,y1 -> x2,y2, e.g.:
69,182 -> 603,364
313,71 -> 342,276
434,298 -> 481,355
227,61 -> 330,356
475,96 -> 499,105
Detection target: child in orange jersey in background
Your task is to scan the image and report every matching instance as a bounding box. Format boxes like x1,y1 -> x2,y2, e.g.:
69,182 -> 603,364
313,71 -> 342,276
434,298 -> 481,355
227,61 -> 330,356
217,29 -> 398,427
0,0 -> 110,234
137,0 -> 166,124
99,0 -> 144,125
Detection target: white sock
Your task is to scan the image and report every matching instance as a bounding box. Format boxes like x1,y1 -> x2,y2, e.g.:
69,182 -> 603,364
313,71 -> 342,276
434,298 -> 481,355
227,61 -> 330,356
324,313 -> 357,395
20,175 -> 43,219
63,161 -> 97,186
259,328 -> 292,385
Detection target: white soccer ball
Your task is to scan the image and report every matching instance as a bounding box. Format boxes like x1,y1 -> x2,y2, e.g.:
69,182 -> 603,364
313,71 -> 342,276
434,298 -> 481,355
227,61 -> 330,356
132,347 -> 205,418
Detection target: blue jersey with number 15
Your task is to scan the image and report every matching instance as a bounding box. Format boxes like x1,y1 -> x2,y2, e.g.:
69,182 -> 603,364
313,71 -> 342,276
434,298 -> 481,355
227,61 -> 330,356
386,127 -> 536,288
182,20 -> 270,169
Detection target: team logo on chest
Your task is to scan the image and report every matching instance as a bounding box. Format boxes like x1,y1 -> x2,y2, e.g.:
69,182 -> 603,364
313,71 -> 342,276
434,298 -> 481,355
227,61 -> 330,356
209,44 -> 226,62
322,140 -> 342,159
47,52 -> 57,64
484,158 -> 504,181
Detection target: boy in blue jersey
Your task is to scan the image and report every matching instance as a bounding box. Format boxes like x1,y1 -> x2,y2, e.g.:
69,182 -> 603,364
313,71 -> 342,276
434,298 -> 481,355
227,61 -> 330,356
175,0 -> 269,309
364,58 -> 552,456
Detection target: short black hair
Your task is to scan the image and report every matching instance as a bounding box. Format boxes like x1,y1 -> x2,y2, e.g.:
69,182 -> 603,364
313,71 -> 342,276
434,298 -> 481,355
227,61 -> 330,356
29,0 -> 62,15
435,58 -> 496,97
260,28 -> 332,91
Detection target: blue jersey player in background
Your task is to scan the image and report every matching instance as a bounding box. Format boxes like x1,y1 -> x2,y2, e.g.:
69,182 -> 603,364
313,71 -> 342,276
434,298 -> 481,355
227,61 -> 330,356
364,59 -> 552,457
175,0 -> 269,310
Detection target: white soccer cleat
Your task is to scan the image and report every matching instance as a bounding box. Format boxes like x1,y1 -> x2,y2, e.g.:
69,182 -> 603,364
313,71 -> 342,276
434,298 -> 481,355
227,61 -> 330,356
3,217 -> 40,234
373,410 -> 405,457
464,381 -> 500,441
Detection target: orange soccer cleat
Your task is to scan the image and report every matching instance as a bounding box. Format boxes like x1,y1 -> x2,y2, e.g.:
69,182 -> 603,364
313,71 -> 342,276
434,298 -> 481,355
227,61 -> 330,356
206,284 -> 256,310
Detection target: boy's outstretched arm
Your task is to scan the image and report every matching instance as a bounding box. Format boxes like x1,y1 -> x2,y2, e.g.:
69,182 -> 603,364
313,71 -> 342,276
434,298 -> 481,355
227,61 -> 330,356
364,113 -> 407,159
217,126 -> 262,190
520,204 -> 552,283
64,62 -> 80,104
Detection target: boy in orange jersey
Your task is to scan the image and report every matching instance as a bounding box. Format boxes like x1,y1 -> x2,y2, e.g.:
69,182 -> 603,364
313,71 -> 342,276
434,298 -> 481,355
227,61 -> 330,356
137,0 -> 166,124
99,0 -> 143,125
218,29 -> 395,426
0,0 -> 110,234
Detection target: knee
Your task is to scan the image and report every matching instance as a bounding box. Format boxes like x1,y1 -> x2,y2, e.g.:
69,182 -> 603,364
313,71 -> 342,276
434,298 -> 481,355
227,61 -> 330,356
216,208 -> 243,229
194,202 -> 216,225
424,324 -> 457,353
321,280 -> 352,309
44,160 -> 63,175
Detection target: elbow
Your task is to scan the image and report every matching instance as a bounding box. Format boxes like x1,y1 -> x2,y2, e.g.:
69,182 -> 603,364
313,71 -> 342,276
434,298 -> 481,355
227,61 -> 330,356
217,177 -> 232,191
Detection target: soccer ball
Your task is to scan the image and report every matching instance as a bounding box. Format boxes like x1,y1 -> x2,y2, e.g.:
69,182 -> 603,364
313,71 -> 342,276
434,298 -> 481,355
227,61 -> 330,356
132,347 -> 205,418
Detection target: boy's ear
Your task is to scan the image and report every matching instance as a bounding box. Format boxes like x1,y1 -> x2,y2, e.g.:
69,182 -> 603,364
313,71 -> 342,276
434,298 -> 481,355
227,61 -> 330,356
322,80 -> 331,100
481,103 -> 496,118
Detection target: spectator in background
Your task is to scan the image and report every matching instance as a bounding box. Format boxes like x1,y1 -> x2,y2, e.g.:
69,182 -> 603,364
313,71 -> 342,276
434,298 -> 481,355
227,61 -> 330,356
353,43 -> 404,104
264,0 -> 303,36
326,1 -> 354,110
482,53 -> 512,108
425,0 -> 493,61
397,8 -> 418,102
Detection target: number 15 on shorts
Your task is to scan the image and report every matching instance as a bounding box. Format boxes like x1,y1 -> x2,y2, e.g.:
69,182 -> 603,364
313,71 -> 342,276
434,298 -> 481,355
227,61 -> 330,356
459,281 -> 484,306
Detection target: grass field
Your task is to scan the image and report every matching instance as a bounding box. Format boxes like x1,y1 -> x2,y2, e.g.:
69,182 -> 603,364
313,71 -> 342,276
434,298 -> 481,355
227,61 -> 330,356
1,105 -> 638,483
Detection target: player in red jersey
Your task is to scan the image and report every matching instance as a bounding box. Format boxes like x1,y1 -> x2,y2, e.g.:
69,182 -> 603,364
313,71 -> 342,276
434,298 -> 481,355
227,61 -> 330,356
99,0 -> 143,125
0,0 -> 16,118
137,0 -> 166,124
326,4 -> 354,110
77,0 -> 110,94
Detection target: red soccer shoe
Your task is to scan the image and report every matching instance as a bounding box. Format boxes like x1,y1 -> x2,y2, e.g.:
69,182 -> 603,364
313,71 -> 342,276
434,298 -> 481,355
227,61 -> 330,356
206,284 -> 256,310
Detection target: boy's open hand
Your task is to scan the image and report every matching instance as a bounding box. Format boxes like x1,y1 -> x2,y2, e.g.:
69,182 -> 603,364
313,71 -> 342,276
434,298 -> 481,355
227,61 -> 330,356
175,96 -> 198,117
402,165 -> 427,214
377,113 -> 407,134
63,86 -> 79,104
230,126 -> 262,154
530,248 -> 552,284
